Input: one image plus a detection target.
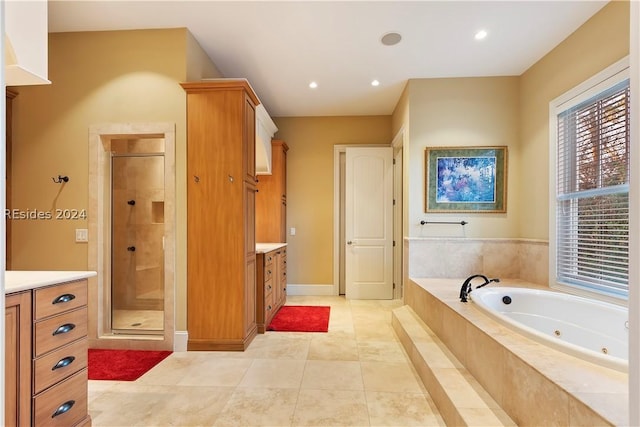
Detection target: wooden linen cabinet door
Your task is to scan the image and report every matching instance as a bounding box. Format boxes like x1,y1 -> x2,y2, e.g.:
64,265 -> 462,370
245,182 -> 257,335
244,92 -> 257,336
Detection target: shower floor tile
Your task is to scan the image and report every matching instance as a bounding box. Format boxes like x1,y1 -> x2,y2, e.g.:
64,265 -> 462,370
112,309 -> 163,331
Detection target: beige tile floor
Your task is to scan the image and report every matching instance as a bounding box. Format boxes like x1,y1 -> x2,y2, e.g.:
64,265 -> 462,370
89,296 -> 445,427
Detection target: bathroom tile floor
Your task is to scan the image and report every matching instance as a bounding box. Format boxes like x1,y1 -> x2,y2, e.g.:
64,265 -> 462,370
88,295 -> 445,426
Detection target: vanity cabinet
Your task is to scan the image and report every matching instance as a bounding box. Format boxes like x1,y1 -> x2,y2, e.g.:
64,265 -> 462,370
276,248 -> 287,309
256,246 -> 287,333
5,278 -> 90,427
256,140 -> 288,243
182,80 -> 259,351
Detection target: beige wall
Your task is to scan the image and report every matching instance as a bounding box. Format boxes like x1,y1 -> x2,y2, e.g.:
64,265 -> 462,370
406,76 -> 521,238
10,28 -> 221,331
518,0 -> 630,240
272,116 -> 392,286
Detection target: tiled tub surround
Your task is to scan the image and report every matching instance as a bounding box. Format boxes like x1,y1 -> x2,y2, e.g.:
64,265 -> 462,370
404,278 -> 627,426
405,238 -> 549,286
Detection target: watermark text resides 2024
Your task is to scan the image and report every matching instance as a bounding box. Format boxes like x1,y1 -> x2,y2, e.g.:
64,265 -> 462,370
6,209 -> 87,220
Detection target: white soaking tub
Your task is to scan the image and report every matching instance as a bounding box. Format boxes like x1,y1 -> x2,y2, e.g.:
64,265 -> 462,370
469,286 -> 628,372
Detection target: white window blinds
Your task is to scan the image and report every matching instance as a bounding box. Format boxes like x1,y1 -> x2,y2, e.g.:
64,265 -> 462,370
556,79 -> 630,298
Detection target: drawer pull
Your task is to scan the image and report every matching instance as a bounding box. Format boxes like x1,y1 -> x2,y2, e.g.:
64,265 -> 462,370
267,305 -> 272,311
52,400 -> 76,418
52,323 -> 76,336
52,356 -> 76,371
267,284 -> 272,291
52,293 -> 76,305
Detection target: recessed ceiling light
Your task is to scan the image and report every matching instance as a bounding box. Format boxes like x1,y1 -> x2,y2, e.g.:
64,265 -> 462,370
381,32 -> 402,46
475,30 -> 488,40
309,81 -> 318,89
371,80 -> 380,87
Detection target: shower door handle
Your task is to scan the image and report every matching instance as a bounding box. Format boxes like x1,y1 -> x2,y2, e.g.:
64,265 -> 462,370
127,246 -> 136,252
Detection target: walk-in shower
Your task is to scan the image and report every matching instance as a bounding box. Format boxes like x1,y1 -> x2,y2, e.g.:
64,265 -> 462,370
110,139 -> 165,335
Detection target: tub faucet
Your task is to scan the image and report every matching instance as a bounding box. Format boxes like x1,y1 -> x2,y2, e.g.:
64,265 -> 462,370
459,274 -> 500,303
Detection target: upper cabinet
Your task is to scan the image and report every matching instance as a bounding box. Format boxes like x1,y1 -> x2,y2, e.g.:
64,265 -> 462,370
5,0 -> 51,86
256,140 -> 288,243
255,104 -> 278,174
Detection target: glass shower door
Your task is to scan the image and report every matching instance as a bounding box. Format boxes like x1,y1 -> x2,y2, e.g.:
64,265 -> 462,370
111,154 -> 165,334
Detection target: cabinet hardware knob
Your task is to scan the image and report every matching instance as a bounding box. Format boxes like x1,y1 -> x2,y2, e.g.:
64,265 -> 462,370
127,200 -> 136,206
347,241 -> 353,245
52,356 -> 76,371
52,323 -> 76,336
52,294 -> 76,305
52,400 -> 76,418
194,175 -> 200,183
127,246 -> 136,252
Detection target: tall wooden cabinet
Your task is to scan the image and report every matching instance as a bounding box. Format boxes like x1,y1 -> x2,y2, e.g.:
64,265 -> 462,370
182,80 -> 259,351
256,140 -> 288,243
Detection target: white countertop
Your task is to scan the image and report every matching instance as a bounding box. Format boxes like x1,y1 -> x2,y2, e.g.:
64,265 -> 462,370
5,270 -> 97,294
256,243 -> 287,253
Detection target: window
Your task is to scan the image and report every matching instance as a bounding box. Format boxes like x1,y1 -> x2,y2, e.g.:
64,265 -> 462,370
552,60 -> 630,299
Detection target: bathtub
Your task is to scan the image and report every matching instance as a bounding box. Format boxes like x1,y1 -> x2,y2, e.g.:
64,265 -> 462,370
469,286 -> 628,372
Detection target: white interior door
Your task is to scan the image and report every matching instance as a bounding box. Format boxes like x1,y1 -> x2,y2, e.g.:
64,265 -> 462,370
345,147 -> 393,299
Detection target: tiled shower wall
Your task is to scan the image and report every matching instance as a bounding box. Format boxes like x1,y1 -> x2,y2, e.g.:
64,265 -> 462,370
405,238 -> 549,286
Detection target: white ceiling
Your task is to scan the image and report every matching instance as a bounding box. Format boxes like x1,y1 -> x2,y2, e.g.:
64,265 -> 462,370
48,1 -> 608,117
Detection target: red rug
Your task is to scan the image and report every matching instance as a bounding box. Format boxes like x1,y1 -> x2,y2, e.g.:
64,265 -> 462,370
88,349 -> 172,381
267,305 -> 330,332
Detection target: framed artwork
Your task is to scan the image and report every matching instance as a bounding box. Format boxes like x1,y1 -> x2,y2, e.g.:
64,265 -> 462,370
425,146 -> 507,213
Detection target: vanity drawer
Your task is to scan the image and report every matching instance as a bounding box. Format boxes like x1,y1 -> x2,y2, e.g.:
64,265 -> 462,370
34,280 -> 88,321
264,265 -> 274,282
265,252 -> 275,266
265,290 -> 276,319
33,339 -> 87,394
34,307 -> 88,357
264,278 -> 274,297
33,368 -> 88,427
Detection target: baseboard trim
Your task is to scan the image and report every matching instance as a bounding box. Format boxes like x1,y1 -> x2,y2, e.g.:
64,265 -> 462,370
174,331 -> 188,352
286,284 -> 336,296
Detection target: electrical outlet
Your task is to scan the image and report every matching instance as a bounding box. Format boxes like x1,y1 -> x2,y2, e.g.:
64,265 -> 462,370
75,229 -> 88,242
290,227 -> 296,236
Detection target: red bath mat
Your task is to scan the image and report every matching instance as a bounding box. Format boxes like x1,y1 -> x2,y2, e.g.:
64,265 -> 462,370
267,305 -> 330,332
88,349 -> 172,381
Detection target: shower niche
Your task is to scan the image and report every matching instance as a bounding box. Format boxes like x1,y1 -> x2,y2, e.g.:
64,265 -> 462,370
110,138 -> 165,334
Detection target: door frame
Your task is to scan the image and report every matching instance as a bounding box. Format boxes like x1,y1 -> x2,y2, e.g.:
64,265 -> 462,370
391,127 -> 405,300
88,122 -> 176,350
333,142 -> 403,298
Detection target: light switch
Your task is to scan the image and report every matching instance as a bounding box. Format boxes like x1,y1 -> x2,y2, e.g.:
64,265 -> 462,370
290,227 -> 296,236
75,228 -> 88,242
